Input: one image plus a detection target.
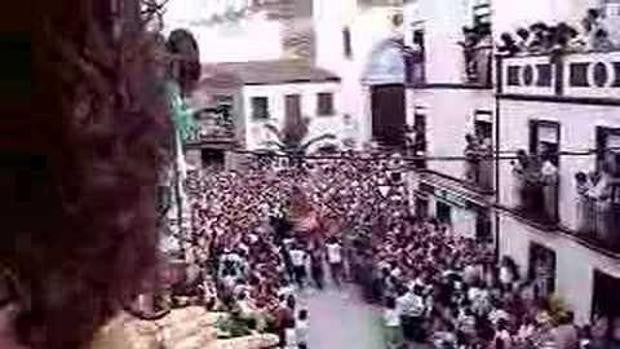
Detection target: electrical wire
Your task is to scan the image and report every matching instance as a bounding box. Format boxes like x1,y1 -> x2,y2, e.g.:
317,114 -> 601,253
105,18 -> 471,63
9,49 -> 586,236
230,146 -> 620,163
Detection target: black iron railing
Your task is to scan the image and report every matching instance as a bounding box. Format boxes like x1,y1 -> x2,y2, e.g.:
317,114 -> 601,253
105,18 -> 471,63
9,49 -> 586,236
576,188 -> 620,252
464,151 -> 494,192
514,173 -> 559,226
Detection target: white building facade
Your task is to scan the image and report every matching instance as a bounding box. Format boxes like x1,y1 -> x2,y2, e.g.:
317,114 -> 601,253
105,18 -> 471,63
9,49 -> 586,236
404,0 -> 495,242
313,0 -> 407,148
405,0 -> 620,325
496,48 -> 620,325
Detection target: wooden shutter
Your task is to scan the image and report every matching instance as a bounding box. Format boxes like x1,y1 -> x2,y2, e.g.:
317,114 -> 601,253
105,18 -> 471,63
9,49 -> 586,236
529,120 -> 539,154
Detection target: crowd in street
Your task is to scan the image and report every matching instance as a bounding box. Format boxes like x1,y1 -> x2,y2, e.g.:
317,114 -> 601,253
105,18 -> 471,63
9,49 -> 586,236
175,150 -> 614,349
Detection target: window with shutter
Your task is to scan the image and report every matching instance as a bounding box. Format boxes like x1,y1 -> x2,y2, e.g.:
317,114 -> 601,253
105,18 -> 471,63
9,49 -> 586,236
251,97 -> 269,120
317,93 -> 334,116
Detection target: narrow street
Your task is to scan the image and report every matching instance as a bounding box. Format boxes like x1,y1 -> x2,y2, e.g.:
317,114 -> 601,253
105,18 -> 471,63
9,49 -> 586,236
299,283 -> 385,349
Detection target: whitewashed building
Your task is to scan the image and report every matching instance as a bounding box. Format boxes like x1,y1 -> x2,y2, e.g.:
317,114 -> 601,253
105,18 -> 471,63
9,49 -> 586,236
494,0 -> 620,326
165,0 -> 412,160
314,0 -> 408,149
403,0 -> 495,241
405,0 -> 620,325
209,59 -> 343,151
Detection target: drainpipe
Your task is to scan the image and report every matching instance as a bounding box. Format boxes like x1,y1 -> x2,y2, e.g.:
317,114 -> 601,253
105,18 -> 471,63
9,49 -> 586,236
494,55 -> 502,262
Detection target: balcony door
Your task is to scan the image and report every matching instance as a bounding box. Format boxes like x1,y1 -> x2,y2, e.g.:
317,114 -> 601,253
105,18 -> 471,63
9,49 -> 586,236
436,201 -> 452,225
594,127 -> 620,249
528,242 -> 556,300
529,120 -> 560,223
413,111 -> 427,168
201,148 -> 225,170
530,120 -> 560,165
596,126 -> 620,175
474,110 -> 493,191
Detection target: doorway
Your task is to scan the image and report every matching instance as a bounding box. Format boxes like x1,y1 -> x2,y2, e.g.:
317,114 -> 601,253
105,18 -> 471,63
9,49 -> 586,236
415,197 -> 429,218
528,242 -> 556,300
436,201 -> 452,225
285,94 -> 302,124
371,84 -> 406,147
592,270 -> 620,340
201,149 -> 225,170
413,111 -> 427,169
475,211 -> 492,243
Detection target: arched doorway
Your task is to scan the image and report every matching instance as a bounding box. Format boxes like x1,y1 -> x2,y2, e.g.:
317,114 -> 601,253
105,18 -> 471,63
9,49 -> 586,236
362,38 -> 407,149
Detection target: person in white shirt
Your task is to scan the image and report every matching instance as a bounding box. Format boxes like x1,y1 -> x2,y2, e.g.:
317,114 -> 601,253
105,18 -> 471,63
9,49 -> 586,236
296,309 -> 309,348
325,237 -> 344,287
236,292 -> 255,320
284,318 -> 298,349
289,245 -> 307,289
384,297 -> 402,349
397,285 -> 426,343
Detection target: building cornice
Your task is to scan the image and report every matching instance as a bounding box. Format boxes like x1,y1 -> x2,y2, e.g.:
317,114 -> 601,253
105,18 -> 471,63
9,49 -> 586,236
244,77 -> 341,86
497,93 -> 620,106
407,83 -> 493,90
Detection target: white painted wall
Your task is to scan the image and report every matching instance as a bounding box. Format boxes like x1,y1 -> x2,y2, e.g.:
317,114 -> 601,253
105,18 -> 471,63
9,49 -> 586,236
498,99 -> 620,231
404,0 -> 474,84
499,214 -> 620,325
241,82 -> 344,150
406,88 -> 494,181
314,0 -> 403,147
163,0 -> 284,62
425,195 -> 478,238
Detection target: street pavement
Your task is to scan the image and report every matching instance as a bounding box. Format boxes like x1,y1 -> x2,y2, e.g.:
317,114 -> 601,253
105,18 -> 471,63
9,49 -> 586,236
298,282 -> 386,349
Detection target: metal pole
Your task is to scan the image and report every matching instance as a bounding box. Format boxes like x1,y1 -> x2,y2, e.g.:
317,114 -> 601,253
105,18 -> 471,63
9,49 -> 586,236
494,56 -> 502,262
173,129 -> 185,256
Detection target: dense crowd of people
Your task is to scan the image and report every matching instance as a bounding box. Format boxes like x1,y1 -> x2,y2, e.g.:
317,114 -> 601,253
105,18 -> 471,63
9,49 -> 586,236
172,150 -> 617,349
496,8 -> 619,57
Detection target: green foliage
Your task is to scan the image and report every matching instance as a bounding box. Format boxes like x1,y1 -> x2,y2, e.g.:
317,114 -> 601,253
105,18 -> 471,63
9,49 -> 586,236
214,313 -> 253,339
263,116 -> 337,158
548,294 -> 570,325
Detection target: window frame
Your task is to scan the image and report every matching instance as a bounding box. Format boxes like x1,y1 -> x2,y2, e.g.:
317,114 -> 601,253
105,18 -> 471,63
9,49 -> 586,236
596,126 -> 620,173
316,92 -> 335,116
251,96 -> 269,120
529,119 -> 561,166
343,27 -> 353,59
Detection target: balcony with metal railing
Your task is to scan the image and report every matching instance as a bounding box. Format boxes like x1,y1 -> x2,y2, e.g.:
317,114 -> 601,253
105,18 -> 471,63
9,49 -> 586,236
186,107 -> 236,145
511,154 -> 559,227
575,173 -> 620,253
463,136 -> 494,194
464,45 -> 493,87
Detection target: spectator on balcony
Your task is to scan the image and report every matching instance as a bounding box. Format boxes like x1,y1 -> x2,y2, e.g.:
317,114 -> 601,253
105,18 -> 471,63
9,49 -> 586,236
497,32 -> 520,57
575,171 -> 595,234
541,153 -> 559,222
459,26 -> 480,81
550,23 -> 580,54
479,136 -> 494,190
527,23 -> 549,53
512,149 -> 543,214
592,29 -> 615,52
465,134 -> 482,184
516,27 -> 530,53
585,162 -> 614,241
